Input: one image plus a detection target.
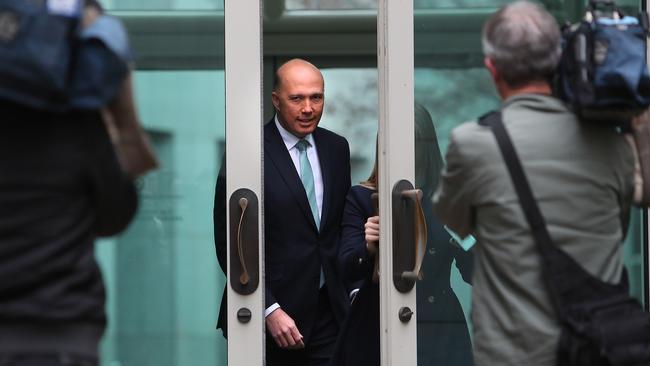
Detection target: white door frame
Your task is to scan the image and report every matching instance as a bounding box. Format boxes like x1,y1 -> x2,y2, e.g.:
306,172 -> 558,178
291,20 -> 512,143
377,0 -> 417,365
224,1 -> 264,365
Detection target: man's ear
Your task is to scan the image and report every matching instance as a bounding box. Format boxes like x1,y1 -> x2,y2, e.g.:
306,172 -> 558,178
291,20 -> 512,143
484,57 -> 509,100
271,91 -> 280,110
484,57 -> 499,81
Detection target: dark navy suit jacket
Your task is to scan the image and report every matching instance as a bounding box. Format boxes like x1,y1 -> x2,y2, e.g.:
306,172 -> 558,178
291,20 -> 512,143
215,120 -> 351,346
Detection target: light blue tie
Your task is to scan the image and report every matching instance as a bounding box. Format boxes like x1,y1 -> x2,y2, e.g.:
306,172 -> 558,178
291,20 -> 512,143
296,139 -> 320,229
295,139 -> 325,287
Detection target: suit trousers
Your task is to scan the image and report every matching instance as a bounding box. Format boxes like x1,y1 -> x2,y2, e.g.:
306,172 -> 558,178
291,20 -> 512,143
267,286 -> 339,366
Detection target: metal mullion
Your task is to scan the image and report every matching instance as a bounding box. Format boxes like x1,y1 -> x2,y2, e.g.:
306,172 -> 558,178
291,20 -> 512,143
377,0 -> 416,365
225,0 -> 264,365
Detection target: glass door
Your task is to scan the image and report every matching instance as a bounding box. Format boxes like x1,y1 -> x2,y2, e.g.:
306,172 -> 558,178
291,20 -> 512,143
408,1 -> 648,366
95,1 -> 264,365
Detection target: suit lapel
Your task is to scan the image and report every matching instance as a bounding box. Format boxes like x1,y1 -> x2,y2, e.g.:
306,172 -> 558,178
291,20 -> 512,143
313,128 -> 331,232
265,122 -> 319,231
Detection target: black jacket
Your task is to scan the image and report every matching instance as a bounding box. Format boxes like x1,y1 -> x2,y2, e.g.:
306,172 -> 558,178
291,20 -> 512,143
215,121 -> 351,344
0,102 -> 137,357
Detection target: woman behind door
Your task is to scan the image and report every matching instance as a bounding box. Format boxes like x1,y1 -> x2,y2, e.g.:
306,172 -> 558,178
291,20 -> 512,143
330,104 -> 474,366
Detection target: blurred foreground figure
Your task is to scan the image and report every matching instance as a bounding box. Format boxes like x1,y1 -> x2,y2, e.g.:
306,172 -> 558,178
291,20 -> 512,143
0,1 -> 155,365
433,2 -> 634,365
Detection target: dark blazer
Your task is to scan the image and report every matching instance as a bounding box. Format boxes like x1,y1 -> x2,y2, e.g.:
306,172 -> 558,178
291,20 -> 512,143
333,185 -> 474,366
215,120 -> 351,345
0,102 -> 137,355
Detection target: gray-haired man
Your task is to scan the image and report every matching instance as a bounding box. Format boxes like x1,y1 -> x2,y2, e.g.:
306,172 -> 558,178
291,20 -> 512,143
433,2 -> 634,365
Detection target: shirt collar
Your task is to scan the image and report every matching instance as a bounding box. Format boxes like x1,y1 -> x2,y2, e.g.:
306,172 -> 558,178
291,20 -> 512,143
274,115 -> 316,151
502,93 -> 567,114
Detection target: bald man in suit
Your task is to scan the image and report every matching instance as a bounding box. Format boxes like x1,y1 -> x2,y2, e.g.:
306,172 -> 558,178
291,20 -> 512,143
215,59 -> 351,366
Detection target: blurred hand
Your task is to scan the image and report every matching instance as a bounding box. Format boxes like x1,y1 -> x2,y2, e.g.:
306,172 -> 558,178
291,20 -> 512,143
266,308 -> 304,350
365,215 -> 379,255
632,109 -> 650,130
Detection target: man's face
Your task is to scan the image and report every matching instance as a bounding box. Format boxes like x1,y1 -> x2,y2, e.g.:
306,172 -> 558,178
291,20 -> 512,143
272,65 -> 324,138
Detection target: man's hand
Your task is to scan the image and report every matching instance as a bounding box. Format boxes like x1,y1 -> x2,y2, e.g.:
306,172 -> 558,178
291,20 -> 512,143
265,308 -> 305,349
365,215 -> 380,255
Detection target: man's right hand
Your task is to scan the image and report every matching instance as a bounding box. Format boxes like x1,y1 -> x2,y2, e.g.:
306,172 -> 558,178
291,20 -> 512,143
265,308 -> 305,349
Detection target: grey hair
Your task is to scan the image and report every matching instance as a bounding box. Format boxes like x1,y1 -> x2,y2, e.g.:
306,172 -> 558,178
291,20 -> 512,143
482,1 -> 561,87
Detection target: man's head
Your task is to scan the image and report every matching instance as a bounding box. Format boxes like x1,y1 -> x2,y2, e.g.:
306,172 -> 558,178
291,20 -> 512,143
272,59 -> 325,138
83,0 -> 104,28
482,1 -> 560,95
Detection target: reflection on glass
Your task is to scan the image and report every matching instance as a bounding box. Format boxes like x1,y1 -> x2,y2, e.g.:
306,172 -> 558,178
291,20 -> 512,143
95,71 -> 226,366
413,68 -> 498,366
414,0 -> 509,8
414,104 -> 475,365
624,208 -> 646,306
286,0 -> 376,10
319,69 -> 378,184
104,0 -> 223,11
285,0 -> 637,16
413,0 -> 636,12
415,68 -> 498,154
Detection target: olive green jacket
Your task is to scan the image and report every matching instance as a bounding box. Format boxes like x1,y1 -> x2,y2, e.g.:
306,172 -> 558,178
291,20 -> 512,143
433,93 -> 634,366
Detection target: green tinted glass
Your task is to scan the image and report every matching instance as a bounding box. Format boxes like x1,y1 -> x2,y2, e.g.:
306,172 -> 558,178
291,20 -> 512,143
414,1 -> 645,365
95,4 -> 227,364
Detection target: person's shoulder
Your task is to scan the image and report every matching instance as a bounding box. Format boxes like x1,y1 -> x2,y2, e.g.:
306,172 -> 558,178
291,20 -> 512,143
444,117 -> 501,167
264,119 -> 277,133
449,118 -> 494,147
347,184 -> 375,212
350,184 -> 375,196
315,126 -> 348,144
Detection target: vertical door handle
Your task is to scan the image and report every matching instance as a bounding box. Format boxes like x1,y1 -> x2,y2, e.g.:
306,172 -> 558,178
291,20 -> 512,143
229,188 -> 259,295
237,197 -> 250,285
392,180 -> 428,293
400,189 -> 427,281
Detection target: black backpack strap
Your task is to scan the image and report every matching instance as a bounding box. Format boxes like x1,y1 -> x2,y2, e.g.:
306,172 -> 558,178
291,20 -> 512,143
478,112 -> 554,257
478,111 -> 563,312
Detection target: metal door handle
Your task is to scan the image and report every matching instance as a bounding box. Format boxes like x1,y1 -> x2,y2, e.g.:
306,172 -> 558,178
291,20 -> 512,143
400,189 -> 427,282
229,188 -> 259,295
392,180 -> 428,293
237,197 -> 250,285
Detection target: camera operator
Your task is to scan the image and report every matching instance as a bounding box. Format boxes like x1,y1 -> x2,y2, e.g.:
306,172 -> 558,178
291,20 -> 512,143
0,1 -> 146,365
433,2 -> 634,365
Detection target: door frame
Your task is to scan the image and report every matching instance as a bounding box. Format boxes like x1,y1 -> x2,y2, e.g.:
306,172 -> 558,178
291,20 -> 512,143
377,1 -> 417,365
224,1 -> 265,365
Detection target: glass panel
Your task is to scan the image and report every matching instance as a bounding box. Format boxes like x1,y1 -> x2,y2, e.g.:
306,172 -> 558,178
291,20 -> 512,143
286,0 -> 377,10
285,0 -> 638,16
104,0 -> 223,11
319,69 -> 378,184
414,0 -> 510,9
95,5 -> 226,365
413,0 -> 637,13
413,68 -> 496,366
624,209 -> 647,306
415,1 -> 646,365
97,69 -> 226,366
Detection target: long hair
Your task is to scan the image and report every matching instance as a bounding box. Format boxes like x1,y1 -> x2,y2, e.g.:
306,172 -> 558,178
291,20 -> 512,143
361,104 -> 443,195
360,136 -> 378,190
414,103 -> 444,198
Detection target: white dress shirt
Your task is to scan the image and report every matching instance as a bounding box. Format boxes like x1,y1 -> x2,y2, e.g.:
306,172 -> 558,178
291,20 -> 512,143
266,116 -> 324,318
